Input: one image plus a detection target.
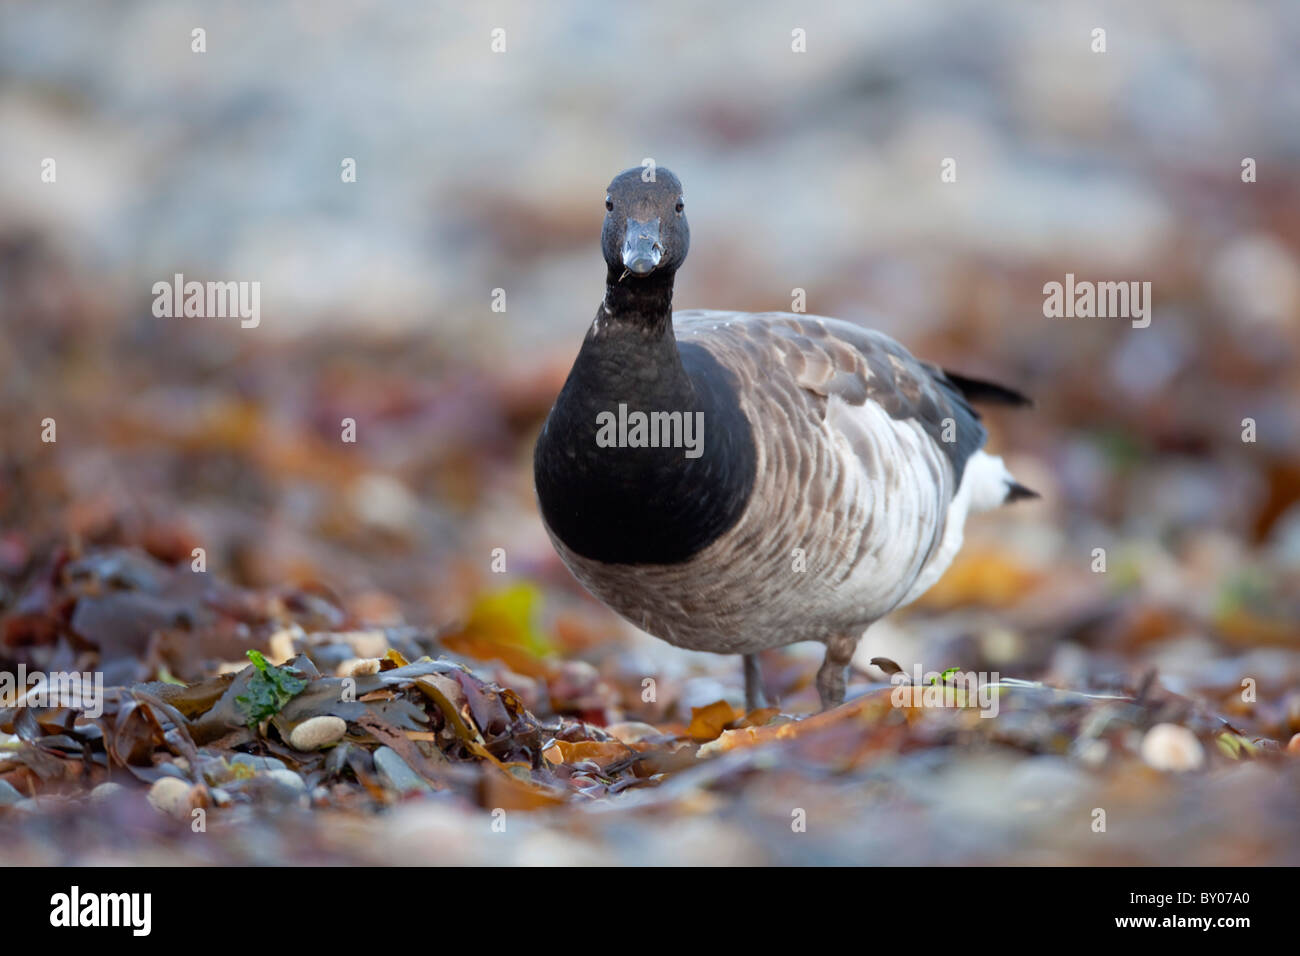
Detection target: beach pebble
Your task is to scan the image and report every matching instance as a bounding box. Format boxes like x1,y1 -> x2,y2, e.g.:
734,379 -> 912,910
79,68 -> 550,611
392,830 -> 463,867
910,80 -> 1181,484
263,769 -> 307,794
0,780 -> 24,807
89,782 -> 125,805
1140,723 -> 1205,772
289,715 -> 347,750
374,746 -> 431,794
147,777 -> 197,818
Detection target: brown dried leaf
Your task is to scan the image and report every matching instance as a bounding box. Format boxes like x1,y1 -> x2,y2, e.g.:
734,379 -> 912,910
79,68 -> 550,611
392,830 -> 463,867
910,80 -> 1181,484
686,699 -> 741,741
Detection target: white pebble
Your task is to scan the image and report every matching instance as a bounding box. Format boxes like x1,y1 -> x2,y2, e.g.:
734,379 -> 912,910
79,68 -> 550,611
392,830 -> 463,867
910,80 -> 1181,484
264,769 -> 307,792
289,715 -> 347,750
1140,723 -> 1204,772
147,777 -> 196,818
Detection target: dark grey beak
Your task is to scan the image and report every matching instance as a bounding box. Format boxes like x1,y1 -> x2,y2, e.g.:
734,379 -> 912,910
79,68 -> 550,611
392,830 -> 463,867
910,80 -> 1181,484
621,217 -> 663,275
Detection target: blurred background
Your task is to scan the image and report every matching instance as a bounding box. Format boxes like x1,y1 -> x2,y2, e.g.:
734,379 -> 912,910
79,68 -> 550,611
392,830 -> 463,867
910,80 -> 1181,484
2,0 -> 1300,864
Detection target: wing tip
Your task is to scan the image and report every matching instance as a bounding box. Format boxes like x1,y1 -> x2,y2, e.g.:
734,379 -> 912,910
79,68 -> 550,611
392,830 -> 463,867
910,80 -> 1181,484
943,370 -> 1034,409
1004,480 -> 1041,504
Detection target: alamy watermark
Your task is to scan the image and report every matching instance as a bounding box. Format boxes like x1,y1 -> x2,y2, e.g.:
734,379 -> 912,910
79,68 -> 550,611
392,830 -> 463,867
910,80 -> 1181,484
1,665 -> 104,719
152,273 -> 260,328
890,666 -> 1000,718
50,886 -> 151,936
1043,273 -> 1151,328
595,403 -> 704,459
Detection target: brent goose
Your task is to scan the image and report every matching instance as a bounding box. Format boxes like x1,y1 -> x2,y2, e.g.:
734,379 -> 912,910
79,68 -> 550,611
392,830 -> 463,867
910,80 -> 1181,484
534,167 -> 1035,711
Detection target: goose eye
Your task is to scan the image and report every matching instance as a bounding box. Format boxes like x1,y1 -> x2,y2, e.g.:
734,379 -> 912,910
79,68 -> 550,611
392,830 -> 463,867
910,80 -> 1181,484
675,199 -> 684,213
605,196 -> 613,211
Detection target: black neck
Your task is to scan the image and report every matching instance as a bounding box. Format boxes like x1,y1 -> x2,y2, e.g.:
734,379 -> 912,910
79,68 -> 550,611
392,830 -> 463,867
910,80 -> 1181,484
602,268 -> 676,331
534,285 -> 757,566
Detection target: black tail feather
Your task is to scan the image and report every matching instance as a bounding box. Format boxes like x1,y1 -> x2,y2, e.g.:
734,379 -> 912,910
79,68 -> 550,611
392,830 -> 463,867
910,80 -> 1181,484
942,370 -> 1033,408
1004,480 -> 1040,503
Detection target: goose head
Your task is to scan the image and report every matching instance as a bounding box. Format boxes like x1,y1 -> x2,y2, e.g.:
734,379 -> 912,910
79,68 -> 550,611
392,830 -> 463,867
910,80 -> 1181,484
601,166 -> 690,281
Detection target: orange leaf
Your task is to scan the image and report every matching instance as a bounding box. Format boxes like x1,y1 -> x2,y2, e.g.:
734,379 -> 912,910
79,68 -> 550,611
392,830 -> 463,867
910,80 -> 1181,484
542,739 -> 635,769
686,699 -> 741,741
482,766 -> 566,811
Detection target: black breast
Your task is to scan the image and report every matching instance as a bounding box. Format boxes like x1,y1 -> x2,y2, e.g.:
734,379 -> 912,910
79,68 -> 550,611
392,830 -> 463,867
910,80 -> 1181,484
534,336 -> 757,566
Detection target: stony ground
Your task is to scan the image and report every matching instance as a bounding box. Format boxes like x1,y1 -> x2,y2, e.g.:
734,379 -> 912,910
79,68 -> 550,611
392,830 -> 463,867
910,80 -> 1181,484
2,319 -> 1298,864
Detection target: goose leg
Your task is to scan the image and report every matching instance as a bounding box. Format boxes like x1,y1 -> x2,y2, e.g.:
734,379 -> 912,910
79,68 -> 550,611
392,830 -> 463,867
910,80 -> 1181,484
816,633 -> 860,710
742,653 -> 768,711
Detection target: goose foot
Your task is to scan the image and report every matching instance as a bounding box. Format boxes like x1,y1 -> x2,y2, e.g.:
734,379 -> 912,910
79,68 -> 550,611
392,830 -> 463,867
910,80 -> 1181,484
816,633 -> 860,710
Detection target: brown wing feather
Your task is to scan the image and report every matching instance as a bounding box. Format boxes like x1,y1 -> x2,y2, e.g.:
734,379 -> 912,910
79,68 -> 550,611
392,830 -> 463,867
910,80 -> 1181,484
674,311 -> 988,484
